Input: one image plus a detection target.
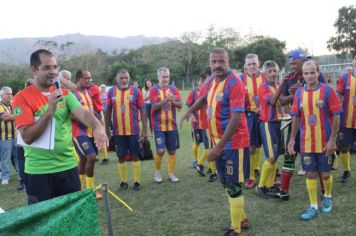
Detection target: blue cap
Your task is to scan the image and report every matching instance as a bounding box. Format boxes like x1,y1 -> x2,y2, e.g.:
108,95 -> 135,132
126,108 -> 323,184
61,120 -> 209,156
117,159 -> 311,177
288,49 -> 307,62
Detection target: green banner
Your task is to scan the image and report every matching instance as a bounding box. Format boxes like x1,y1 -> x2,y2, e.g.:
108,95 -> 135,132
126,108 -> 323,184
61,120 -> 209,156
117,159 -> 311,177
0,189 -> 99,236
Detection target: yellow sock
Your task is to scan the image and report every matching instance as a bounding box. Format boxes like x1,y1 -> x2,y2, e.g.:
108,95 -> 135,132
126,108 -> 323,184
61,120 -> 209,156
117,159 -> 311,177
258,161 -> 272,187
103,148 -> 108,160
86,176 -> 94,189
254,147 -> 261,170
168,154 -> 176,175
198,149 -> 209,165
266,162 -> 277,188
340,152 -> 351,171
306,178 -> 318,208
132,161 -> 141,183
209,160 -> 217,173
249,152 -> 256,181
192,143 -> 199,162
228,195 -> 244,233
323,175 -> 333,197
154,154 -> 162,171
79,174 -> 86,188
118,162 -> 128,183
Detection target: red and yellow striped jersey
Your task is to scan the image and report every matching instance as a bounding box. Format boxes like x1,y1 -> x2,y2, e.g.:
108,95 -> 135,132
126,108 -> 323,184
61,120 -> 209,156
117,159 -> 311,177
72,89 -> 94,137
258,82 -> 282,122
239,72 -> 265,112
336,72 -> 356,128
292,83 -> 342,153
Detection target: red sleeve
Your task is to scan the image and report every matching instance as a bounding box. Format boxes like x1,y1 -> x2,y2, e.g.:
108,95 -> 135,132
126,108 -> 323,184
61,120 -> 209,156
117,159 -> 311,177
173,87 -> 181,101
13,92 -> 34,128
185,91 -> 194,107
291,93 -> 300,116
328,87 -> 342,115
336,75 -> 344,95
229,79 -> 245,112
149,88 -> 158,104
90,85 -> 103,112
257,85 -> 272,105
136,89 -> 145,107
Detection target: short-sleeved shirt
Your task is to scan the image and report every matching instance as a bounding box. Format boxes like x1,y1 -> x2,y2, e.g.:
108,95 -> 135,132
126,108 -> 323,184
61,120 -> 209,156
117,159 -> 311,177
72,89 -> 94,138
88,84 -> 103,113
149,85 -> 182,132
201,70 -> 250,149
291,83 -> 342,153
13,85 -> 81,174
185,87 -> 202,129
336,72 -> 356,128
258,82 -> 282,122
0,102 -> 15,140
239,72 -> 265,112
107,85 -> 145,136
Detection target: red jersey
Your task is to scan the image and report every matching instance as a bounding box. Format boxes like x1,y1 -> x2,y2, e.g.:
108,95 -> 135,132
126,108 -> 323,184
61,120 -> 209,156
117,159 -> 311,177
198,82 -> 209,129
336,72 -> 356,128
292,83 -> 342,153
185,87 -> 202,129
88,84 -> 103,113
107,85 -> 145,136
258,82 -> 282,122
149,85 -> 182,132
72,89 -> 94,137
239,72 -> 265,112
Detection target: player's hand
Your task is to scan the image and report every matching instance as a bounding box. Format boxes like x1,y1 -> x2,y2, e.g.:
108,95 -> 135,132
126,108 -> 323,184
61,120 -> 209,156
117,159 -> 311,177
207,145 -> 223,161
287,140 -> 296,155
179,111 -> 191,128
166,94 -> 174,102
141,129 -> 148,140
47,91 -> 62,115
324,139 -> 336,156
93,124 -> 109,151
105,128 -> 112,140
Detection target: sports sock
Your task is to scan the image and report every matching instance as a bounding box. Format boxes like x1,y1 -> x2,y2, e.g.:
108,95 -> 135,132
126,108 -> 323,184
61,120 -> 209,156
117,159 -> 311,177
266,162 -> 277,188
209,160 -> 217,173
132,161 -> 141,183
198,149 -> 209,165
340,152 -> 351,171
228,195 -> 244,233
253,147 -> 261,171
306,178 -> 318,209
86,176 -> 94,189
154,154 -> 163,171
281,170 -> 293,192
258,161 -> 272,187
168,153 -> 176,175
192,143 -> 199,162
249,152 -> 256,181
79,174 -> 86,188
103,148 -> 108,160
118,162 -> 128,183
323,175 -> 333,197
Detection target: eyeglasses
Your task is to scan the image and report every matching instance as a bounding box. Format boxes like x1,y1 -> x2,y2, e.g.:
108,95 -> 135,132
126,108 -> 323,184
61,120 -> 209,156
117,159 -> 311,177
37,65 -> 60,71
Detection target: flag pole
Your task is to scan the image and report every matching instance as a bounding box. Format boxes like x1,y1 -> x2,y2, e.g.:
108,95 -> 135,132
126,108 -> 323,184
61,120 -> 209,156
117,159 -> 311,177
102,182 -> 114,236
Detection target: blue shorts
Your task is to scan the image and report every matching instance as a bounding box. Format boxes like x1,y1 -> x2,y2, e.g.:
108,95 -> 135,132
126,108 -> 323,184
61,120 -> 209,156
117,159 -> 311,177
338,127 -> 356,146
215,148 -> 250,184
73,136 -> 98,158
260,122 -> 283,158
112,135 -> 142,159
202,129 -> 213,149
301,153 -> 332,172
191,129 -> 203,144
246,111 -> 262,146
154,130 -> 180,153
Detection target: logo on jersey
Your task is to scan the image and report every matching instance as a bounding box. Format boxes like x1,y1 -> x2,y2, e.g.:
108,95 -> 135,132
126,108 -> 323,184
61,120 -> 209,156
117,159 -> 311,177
316,99 -> 324,108
13,106 -> 22,116
216,92 -> 224,102
156,137 -> 162,145
82,142 -> 90,150
304,156 -> 311,166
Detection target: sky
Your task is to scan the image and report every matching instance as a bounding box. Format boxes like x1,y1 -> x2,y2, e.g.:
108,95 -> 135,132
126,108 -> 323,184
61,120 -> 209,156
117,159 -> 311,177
1,0 -> 354,55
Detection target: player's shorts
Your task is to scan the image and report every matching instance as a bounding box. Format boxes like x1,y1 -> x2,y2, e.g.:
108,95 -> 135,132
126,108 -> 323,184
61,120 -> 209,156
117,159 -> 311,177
301,153 -> 332,172
112,135 -> 142,159
191,129 -> 203,145
73,136 -> 98,158
154,130 -> 180,153
215,148 -> 250,184
202,129 -> 213,149
338,127 -> 356,146
260,122 -> 283,158
246,111 -> 262,146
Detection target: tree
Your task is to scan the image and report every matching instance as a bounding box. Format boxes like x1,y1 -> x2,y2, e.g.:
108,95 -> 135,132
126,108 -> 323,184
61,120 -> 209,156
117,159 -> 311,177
233,36 -> 286,70
327,6 -> 356,56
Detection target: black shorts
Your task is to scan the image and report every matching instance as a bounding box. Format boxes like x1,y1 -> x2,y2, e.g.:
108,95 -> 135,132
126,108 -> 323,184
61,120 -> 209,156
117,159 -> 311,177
26,167 -> 80,205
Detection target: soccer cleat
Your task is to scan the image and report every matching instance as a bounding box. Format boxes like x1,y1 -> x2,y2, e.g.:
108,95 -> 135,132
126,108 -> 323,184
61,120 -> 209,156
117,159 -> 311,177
300,207 -> 319,221
297,168 -> 306,176
322,197 -> 332,213
1,180 -> 8,185
16,184 -> 26,191
240,218 -> 250,229
256,186 -> 270,199
223,228 -> 243,236
195,164 -> 206,176
168,174 -> 179,182
100,159 -> 109,165
208,173 -> 218,182
206,168 -> 212,174
154,171 -> 162,183
119,182 -> 129,190
254,169 -> 260,177
245,179 -> 255,189
276,190 -> 290,201
95,191 -> 103,199
133,182 -> 141,191
267,185 -> 281,198
192,160 -> 197,168
341,171 -> 351,183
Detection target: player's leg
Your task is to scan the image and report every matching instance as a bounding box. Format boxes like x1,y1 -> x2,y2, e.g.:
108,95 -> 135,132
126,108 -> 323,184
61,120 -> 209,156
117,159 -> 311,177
153,130 -> 166,183
166,130 -> 180,182
128,135 -> 143,191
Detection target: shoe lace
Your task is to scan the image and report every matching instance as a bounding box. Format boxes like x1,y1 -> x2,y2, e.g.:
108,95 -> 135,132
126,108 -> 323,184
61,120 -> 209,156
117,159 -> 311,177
306,207 -> 316,215
324,198 -> 331,207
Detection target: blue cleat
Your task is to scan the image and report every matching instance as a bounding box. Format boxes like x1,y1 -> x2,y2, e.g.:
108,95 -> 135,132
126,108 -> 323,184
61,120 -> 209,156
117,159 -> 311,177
301,207 -> 319,221
192,160 -> 197,168
322,197 -> 332,213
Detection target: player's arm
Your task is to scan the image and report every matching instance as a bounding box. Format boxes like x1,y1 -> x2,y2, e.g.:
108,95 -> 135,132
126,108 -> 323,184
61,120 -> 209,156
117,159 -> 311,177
60,78 -> 77,91
287,116 -> 300,155
105,104 -> 112,139
324,115 -> 340,156
269,77 -> 288,105
179,96 -> 206,128
0,113 -> 15,121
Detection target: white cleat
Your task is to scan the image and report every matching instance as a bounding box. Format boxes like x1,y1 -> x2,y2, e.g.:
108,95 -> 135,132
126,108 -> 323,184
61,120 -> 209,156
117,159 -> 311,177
154,171 -> 162,183
168,174 -> 179,182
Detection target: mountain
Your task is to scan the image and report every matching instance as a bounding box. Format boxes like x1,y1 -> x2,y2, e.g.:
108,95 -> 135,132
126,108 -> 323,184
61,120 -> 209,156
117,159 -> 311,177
0,33 -> 171,64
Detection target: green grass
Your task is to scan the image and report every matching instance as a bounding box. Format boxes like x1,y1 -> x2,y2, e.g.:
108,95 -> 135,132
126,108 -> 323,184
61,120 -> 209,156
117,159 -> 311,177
1,90 -> 356,235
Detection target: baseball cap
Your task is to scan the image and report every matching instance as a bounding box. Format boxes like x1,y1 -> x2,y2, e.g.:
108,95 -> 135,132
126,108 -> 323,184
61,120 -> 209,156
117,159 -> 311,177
288,49 -> 309,62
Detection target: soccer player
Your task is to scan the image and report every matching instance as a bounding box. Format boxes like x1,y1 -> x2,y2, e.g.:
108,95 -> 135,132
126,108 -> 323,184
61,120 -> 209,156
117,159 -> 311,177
278,49 -> 326,200
288,60 -> 341,221
150,67 -> 182,183
336,54 -> 356,183
181,48 -> 250,235
72,69 -> 102,199
239,54 -> 265,189
105,69 -> 147,191
256,61 -> 286,198
13,49 -> 107,204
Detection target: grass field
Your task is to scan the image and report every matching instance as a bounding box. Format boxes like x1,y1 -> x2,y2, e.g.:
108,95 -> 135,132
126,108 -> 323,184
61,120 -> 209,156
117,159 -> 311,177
1,90 -> 356,235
